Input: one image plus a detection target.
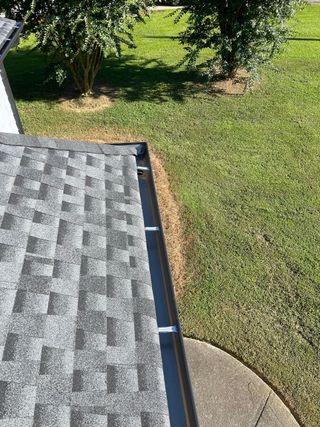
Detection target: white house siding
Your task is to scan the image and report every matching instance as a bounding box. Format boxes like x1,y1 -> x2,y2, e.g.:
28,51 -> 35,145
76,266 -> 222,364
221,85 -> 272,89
0,64 -> 20,133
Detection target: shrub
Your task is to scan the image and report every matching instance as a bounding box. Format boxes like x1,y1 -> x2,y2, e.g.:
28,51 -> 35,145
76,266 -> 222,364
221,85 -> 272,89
2,0 -> 151,95
177,0 -> 305,79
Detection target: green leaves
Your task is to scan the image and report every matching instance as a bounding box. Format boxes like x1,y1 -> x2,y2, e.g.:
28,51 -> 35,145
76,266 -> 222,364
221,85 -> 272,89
2,0 -> 152,94
178,0 -> 306,79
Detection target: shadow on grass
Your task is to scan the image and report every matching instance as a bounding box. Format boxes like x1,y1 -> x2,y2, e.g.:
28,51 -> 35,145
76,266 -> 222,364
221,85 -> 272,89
287,37 -> 320,41
5,46 -> 205,104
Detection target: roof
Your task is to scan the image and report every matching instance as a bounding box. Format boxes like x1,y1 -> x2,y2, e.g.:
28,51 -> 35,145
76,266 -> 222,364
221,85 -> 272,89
0,133 -> 170,426
0,17 -> 22,62
0,18 -> 16,51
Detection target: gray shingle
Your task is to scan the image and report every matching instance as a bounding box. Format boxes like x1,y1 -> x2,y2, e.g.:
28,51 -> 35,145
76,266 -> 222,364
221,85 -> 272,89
0,134 -> 169,426
0,18 -> 16,52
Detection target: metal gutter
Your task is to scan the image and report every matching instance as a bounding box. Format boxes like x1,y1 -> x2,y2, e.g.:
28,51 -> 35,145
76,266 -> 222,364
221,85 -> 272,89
136,143 -> 199,427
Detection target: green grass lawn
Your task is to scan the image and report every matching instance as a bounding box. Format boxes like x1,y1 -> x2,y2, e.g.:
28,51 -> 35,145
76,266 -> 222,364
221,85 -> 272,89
5,5 -> 320,425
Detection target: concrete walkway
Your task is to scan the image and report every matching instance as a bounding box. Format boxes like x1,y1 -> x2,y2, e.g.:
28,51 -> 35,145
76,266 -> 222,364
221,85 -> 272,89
184,338 -> 300,427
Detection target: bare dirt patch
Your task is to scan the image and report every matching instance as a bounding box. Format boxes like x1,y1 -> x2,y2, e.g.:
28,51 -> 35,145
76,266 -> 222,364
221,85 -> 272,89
209,69 -> 258,96
59,86 -> 116,113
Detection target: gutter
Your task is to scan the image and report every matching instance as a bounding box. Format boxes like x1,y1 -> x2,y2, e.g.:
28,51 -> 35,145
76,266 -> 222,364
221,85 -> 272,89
136,143 -> 199,427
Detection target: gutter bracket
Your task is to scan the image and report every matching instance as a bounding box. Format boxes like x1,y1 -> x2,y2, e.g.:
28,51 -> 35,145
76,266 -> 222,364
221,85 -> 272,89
145,226 -> 160,232
159,325 -> 178,334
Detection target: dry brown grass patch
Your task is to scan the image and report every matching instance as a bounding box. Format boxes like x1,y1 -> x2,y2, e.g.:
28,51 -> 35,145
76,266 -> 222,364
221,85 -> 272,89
61,128 -> 142,144
210,69 -> 258,96
149,148 -> 188,296
59,86 -> 116,113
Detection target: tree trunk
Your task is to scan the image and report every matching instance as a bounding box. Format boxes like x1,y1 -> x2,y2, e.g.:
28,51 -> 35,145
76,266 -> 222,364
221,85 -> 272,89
226,67 -> 237,79
68,46 -> 103,96
217,1 -> 240,79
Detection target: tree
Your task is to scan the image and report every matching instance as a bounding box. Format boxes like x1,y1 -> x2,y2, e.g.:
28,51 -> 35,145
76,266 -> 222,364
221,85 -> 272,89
2,0 -> 151,95
177,0 -> 305,79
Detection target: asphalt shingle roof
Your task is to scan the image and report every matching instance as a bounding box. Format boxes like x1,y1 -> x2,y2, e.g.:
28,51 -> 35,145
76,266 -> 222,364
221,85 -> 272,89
0,133 -> 170,426
0,17 -> 16,52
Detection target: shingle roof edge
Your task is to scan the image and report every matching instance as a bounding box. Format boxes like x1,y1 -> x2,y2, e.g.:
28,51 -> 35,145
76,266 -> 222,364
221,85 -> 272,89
0,132 -> 147,157
0,18 -> 23,62
0,17 -> 16,48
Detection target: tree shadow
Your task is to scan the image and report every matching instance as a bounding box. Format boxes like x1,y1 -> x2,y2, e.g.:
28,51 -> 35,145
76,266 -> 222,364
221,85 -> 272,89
4,46 -> 59,103
99,55 -> 203,103
287,37 -> 320,41
5,45 -> 205,105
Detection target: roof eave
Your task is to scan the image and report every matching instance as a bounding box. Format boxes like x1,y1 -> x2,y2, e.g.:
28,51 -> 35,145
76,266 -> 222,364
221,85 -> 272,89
0,21 -> 23,63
